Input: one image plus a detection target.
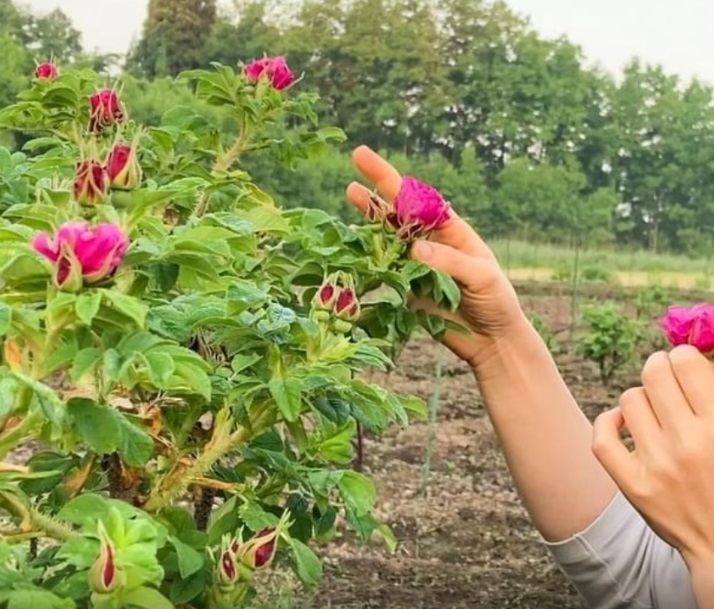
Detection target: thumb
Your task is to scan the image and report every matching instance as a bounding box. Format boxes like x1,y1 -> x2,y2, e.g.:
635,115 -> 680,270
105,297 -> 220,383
411,240 -> 494,290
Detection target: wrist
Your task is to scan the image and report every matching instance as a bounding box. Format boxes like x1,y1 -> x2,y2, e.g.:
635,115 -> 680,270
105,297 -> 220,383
467,312 -> 542,377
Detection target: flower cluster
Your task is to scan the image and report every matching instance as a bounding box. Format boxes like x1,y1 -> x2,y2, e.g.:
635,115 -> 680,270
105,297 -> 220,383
312,271 -> 361,332
368,176 -> 450,241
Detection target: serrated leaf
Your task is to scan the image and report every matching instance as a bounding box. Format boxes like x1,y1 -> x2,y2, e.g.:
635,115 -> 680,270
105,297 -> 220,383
75,291 -> 102,325
67,398 -> 121,454
337,471 -> 376,517
101,290 -> 147,327
170,536 -> 204,579
289,538 -> 322,589
268,377 -> 302,422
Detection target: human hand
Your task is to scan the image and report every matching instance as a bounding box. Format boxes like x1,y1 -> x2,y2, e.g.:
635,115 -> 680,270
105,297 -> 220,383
592,345 -> 714,570
346,145 -> 529,368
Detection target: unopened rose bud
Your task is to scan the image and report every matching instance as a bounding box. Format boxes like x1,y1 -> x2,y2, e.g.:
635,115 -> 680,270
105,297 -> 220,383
105,143 -> 142,190
74,159 -> 109,205
89,88 -> 125,132
34,62 -> 58,80
313,283 -> 337,311
335,288 -> 360,322
218,548 -> 238,588
237,528 -> 278,571
89,526 -> 119,594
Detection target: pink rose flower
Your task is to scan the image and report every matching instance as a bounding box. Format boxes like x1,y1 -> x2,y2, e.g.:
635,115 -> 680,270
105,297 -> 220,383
376,176 -> 451,241
32,221 -> 129,291
244,56 -> 295,90
661,304 -> 714,353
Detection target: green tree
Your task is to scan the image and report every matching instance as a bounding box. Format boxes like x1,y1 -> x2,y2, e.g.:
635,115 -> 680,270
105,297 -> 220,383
22,8 -> 83,63
129,0 -> 218,77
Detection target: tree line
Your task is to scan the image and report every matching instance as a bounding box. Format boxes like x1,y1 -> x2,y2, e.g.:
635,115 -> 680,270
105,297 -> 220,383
3,0 -> 714,256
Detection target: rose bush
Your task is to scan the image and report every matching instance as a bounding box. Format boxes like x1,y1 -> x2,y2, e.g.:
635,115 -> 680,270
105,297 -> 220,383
0,58 -> 459,609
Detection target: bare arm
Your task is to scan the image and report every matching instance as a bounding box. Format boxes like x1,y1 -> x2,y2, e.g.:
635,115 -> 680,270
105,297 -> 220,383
472,316 -> 618,541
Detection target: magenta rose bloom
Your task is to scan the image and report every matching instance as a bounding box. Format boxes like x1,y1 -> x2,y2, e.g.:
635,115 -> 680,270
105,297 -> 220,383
32,221 -> 129,291
388,176 -> 450,240
661,303 -> 714,353
244,56 -> 295,90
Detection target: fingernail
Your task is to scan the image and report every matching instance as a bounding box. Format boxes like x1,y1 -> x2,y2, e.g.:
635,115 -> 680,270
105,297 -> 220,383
411,241 -> 433,261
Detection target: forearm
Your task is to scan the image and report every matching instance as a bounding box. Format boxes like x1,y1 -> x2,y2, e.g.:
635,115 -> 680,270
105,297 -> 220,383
472,318 -> 617,541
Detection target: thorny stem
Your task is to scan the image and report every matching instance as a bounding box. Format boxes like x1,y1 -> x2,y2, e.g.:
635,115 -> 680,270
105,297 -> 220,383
194,123 -> 250,218
143,407 -> 273,513
0,491 -> 75,542
0,411 -> 41,461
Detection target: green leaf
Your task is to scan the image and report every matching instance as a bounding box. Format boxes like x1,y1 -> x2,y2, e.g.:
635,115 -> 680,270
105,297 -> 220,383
58,493 -> 111,526
7,589 -> 75,609
69,348 -> 101,382
317,419 -> 356,465
67,398 -> 120,454
337,471 -> 376,517
432,270 -> 461,311
116,415 -> 154,467
101,290 -> 147,327
289,538 -> 322,589
142,351 -> 176,387
121,586 -> 175,609
170,536 -> 204,579
0,303 -> 10,336
239,502 -> 280,531
268,377 -> 302,422
75,291 -> 102,325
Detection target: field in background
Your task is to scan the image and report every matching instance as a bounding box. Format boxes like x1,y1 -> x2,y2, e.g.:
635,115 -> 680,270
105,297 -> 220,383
491,239 -> 714,291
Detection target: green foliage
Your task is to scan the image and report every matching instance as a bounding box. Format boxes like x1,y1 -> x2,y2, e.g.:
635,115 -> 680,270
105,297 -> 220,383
129,0 -> 218,78
578,302 -> 646,385
0,63 -> 441,608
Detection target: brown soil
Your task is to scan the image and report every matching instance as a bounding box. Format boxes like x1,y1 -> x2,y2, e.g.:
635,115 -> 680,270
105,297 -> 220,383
295,284 -> 686,609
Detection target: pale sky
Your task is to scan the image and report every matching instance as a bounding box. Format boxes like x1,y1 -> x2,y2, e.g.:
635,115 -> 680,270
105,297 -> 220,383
17,0 -> 714,86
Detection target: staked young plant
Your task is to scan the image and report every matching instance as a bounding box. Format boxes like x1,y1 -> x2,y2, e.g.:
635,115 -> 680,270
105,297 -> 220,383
0,57 -> 462,608
578,302 -> 646,385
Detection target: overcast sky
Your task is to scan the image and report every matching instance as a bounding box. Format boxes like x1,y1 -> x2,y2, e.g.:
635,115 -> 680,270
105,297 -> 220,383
19,0 -> 714,86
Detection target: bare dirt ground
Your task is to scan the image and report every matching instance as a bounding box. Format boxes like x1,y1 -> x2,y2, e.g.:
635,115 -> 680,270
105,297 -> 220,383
296,284 -> 681,609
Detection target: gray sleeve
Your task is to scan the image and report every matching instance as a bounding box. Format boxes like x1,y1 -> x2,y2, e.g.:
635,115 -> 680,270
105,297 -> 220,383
542,491 -> 696,609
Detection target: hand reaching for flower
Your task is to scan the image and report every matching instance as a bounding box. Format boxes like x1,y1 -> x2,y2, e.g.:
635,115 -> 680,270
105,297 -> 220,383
592,346 -> 714,608
346,146 -> 530,368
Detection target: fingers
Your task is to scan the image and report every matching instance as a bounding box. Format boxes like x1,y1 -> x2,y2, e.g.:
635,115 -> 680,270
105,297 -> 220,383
592,406 -> 638,493
641,351 -> 696,429
618,387 -> 661,456
410,240 -> 498,292
351,145 -> 402,201
668,345 -> 714,418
